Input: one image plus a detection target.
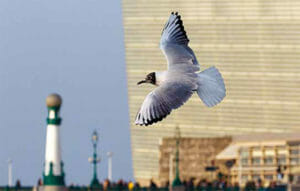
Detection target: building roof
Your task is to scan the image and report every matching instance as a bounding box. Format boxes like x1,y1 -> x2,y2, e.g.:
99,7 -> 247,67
216,144 -> 239,160
216,133 -> 300,160
232,133 -> 300,143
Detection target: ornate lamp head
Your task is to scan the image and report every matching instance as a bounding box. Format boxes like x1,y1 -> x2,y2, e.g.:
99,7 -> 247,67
175,126 -> 181,139
92,130 -> 98,145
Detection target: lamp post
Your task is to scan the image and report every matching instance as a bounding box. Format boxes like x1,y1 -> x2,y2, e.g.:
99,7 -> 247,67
107,152 -> 113,181
238,149 -> 242,186
88,130 -> 101,188
7,159 -> 12,187
169,153 -> 174,191
172,126 -> 182,186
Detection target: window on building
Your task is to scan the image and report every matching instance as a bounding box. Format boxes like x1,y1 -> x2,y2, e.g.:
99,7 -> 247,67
277,157 -> 286,165
264,157 -> 273,165
241,158 -> 248,165
290,149 -> 300,155
252,157 -> 261,165
278,149 -> 288,155
252,146 -> 261,150
241,149 -> 249,157
288,143 -> 300,147
252,147 -> 262,157
290,158 -> 299,165
242,175 -> 248,182
265,149 -> 275,156
277,146 -> 286,150
252,174 -> 260,180
264,175 -> 273,180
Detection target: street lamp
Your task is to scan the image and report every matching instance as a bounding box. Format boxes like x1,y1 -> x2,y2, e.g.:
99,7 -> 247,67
172,126 -> 182,186
89,130 -> 101,188
7,159 -> 12,187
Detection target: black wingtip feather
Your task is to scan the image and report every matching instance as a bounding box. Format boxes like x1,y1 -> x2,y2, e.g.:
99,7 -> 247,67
136,111 -> 170,126
163,12 -> 189,44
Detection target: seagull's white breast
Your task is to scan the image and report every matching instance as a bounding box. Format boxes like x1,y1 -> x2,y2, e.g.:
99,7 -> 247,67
155,71 -> 168,86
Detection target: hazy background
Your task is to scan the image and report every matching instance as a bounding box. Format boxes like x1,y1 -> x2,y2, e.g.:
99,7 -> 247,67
0,0 -> 132,185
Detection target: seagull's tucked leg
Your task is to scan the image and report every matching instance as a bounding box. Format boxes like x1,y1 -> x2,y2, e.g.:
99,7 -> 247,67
196,66 -> 226,107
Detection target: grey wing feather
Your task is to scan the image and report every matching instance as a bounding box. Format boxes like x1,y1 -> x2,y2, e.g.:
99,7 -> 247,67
160,12 -> 199,69
135,80 -> 194,126
160,12 -> 189,46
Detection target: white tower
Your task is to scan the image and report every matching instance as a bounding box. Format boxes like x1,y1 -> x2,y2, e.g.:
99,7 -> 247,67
43,94 -> 65,187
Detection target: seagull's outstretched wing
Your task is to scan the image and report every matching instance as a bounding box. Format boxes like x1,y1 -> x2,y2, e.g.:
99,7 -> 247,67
160,12 -> 199,70
135,79 -> 195,126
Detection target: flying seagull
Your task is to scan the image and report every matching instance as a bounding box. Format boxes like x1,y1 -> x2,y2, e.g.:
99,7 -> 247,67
135,12 -> 226,126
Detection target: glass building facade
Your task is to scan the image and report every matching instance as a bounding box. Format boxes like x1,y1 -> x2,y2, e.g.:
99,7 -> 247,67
122,0 -> 300,184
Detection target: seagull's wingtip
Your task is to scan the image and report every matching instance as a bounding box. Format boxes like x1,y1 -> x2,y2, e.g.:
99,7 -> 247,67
171,11 -> 180,15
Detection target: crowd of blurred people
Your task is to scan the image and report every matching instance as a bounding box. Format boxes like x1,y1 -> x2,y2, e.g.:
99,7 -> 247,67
67,178 -> 286,191
7,177 -> 286,191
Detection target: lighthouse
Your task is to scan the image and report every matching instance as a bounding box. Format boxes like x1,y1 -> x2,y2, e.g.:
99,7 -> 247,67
43,94 -> 65,190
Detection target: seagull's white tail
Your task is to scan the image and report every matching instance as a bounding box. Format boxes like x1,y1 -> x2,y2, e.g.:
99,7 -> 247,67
196,66 -> 226,107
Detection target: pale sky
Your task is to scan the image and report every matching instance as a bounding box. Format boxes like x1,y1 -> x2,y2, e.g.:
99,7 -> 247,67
0,0 -> 133,185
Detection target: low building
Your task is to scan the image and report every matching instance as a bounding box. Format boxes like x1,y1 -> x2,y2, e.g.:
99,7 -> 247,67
217,133 -> 300,186
158,133 -> 300,187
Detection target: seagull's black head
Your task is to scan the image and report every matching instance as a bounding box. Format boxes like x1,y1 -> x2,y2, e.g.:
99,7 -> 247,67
137,72 -> 156,85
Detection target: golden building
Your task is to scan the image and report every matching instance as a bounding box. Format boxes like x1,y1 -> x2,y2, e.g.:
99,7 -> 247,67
157,134 -> 300,187
217,133 -> 300,186
122,0 -> 300,184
